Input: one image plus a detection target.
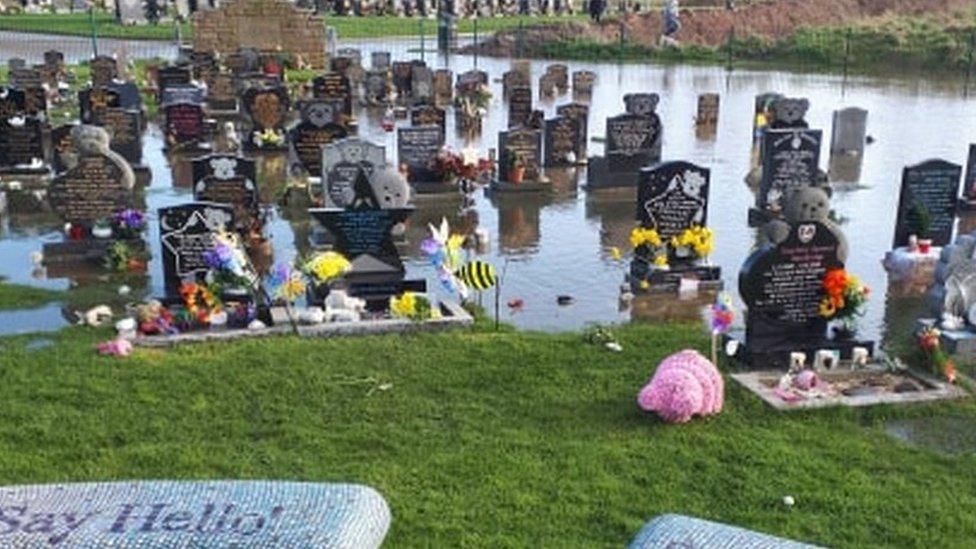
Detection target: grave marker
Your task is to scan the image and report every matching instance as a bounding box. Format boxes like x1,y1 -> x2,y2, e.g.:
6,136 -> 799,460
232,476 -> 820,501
159,203 -> 236,295
289,101 -> 350,176
192,154 -> 259,230
758,129 -> 823,212
507,86 -> 532,129
893,159 -> 963,248
398,125 -> 444,183
543,116 -> 579,167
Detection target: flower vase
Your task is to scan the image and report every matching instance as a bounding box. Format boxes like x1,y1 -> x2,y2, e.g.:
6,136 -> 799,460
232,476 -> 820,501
832,319 -> 857,341
307,283 -> 332,307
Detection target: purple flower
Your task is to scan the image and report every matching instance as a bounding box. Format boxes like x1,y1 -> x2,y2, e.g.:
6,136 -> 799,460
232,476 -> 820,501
115,209 -> 145,230
203,243 -> 234,270
420,238 -> 441,256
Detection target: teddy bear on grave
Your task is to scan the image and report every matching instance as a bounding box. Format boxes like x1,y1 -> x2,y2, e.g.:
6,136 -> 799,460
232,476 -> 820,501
71,124 -> 136,190
759,186 -> 848,262
370,166 -> 411,209
768,97 -> 810,130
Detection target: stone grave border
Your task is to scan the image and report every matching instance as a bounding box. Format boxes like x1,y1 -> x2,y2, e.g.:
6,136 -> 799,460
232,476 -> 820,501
732,368 -> 967,411
134,300 -> 473,348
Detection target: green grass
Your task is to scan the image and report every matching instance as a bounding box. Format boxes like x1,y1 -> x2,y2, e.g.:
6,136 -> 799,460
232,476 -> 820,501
0,321 -> 973,547
540,13 -> 976,75
0,12 -> 583,41
0,281 -> 62,310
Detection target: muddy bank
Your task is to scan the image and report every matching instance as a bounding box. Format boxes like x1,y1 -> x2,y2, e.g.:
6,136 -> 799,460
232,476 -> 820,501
464,0 -> 976,57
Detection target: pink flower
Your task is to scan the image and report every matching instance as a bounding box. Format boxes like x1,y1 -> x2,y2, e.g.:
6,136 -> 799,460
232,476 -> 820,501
637,350 -> 724,423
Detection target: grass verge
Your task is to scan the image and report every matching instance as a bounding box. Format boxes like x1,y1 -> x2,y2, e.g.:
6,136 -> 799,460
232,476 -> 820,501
0,321 -> 973,547
0,12 -> 583,41
0,281 -> 62,310
540,15 -> 976,75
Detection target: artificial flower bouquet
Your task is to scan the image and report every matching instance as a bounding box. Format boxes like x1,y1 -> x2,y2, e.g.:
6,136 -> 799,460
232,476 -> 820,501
670,225 -> 715,261
302,251 -> 352,305
629,227 -> 669,270
252,128 -> 285,148
429,147 -> 492,184
390,291 -> 440,322
818,268 -> 870,336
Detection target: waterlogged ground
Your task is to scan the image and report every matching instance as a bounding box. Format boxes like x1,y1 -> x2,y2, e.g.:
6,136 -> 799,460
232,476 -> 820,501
2,38 -> 976,346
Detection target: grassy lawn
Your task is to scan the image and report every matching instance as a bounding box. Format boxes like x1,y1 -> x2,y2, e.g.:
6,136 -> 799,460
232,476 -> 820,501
542,11 -> 976,74
0,321 -> 973,547
0,12 -> 583,41
0,281 -> 62,310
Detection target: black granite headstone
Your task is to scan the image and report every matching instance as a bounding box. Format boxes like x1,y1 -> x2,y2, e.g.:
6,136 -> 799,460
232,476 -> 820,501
92,107 -> 143,164
556,103 -> 589,163
164,102 -> 206,150
499,128 -> 543,182
543,116 -> 579,167
964,144 -> 976,200
508,86 -> 532,129
605,113 -> 660,168
892,159 -> 962,248
308,170 -> 420,307
0,117 -> 45,168
159,203 -> 236,296
397,126 -> 444,183
637,161 -> 710,239
410,105 -> 446,134
758,129 -> 823,211
740,221 -> 842,350
192,155 -> 259,230
311,72 -> 353,116
78,87 -> 120,124
289,101 -> 349,176
48,154 -> 133,224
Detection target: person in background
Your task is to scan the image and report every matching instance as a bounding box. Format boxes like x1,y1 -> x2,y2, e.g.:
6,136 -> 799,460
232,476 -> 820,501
589,0 -> 605,22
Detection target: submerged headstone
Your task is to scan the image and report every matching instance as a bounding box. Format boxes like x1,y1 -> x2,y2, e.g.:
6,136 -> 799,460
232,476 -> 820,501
47,126 -> 135,225
892,159 -> 962,248
192,154 -> 259,231
830,107 -> 868,157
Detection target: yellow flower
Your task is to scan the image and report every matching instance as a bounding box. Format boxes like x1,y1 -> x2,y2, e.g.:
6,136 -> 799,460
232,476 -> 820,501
306,252 -> 351,283
447,234 -> 466,252
390,292 -> 418,319
818,297 -> 836,318
653,254 -> 669,267
639,280 -> 651,290
279,277 -> 306,302
610,247 -> 622,261
629,227 -> 662,249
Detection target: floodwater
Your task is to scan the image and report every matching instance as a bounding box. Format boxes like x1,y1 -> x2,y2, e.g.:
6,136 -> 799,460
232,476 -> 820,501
2,36 -> 976,347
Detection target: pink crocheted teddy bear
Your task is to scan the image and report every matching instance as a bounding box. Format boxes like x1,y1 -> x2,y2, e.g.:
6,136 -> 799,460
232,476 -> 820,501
637,350 -> 724,423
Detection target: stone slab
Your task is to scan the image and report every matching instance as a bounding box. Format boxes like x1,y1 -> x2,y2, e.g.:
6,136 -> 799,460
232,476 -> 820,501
135,300 -> 473,348
629,514 -> 820,548
731,368 -> 966,411
0,480 -> 390,548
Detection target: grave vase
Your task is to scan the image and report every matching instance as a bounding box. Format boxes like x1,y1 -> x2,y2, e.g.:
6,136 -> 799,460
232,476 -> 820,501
831,318 -> 858,341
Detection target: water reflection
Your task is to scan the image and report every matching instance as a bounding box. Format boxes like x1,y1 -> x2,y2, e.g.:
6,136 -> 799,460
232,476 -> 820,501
1,42 -> 975,342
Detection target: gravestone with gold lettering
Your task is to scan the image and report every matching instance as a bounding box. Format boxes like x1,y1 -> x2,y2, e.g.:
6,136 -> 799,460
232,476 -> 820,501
289,100 -> 349,177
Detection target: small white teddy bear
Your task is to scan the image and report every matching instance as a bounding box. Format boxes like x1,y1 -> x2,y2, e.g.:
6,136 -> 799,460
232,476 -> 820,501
325,290 -> 367,323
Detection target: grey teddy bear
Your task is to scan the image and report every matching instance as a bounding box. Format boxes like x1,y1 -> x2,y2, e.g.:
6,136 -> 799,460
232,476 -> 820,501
760,186 -> 848,262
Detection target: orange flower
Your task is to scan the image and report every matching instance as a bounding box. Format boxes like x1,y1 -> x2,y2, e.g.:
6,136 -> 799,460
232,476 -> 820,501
823,269 -> 848,298
944,361 -> 957,384
830,294 -> 845,310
